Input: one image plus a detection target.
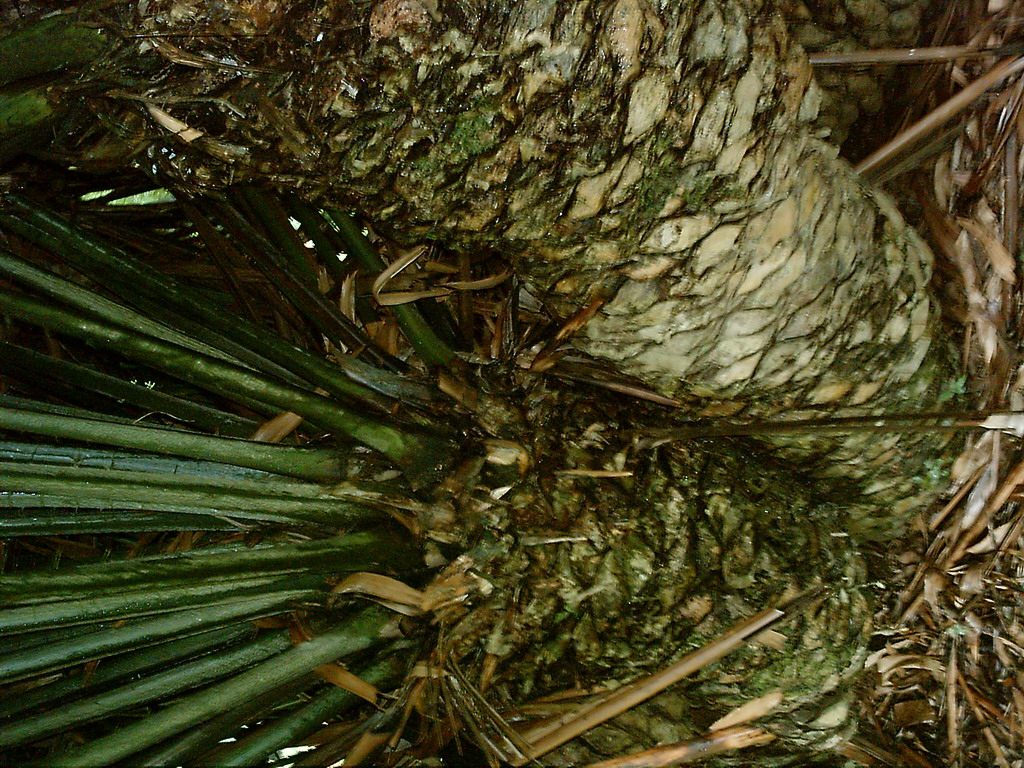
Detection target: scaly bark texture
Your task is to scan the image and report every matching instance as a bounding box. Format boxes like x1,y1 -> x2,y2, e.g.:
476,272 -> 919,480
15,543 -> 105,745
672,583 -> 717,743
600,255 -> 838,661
0,0 -> 960,764
118,0 -> 958,537
442,384 -> 872,764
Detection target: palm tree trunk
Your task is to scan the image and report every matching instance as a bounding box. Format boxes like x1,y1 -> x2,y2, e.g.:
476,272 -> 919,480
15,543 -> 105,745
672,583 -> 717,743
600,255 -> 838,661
0,1 -> 960,765
79,0 -> 955,533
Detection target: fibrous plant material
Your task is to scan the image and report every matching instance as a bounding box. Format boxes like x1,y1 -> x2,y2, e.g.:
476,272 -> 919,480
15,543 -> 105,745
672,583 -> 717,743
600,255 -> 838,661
1,0 -> 1013,766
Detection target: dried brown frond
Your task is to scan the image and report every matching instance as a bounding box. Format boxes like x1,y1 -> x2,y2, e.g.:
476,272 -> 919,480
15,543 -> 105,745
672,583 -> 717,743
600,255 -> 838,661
844,4 -> 1024,765
582,726 -> 776,768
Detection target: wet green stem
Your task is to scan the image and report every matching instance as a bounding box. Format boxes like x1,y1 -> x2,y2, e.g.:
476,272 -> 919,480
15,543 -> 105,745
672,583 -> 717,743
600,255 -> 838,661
0,15 -> 107,88
0,593 -> 314,684
0,532 -> 414,604
213,654 -> 403,767
0,290 -> 452,484
0,631 -> 295,748
41,605 -> 392,767
0,403 -> 345,482
0,342 -> 258,436
0,197 -> 428,407
0,461 -> 381,527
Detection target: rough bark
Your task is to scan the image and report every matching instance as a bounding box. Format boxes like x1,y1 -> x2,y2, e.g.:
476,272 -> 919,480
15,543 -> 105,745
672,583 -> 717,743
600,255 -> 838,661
103,0 -> 959,537
442,386 -> 873,764
0,0 -> 961,764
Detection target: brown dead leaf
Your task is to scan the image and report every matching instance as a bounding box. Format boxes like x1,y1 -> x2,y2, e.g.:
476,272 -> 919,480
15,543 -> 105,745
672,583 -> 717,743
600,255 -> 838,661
331,572 -> 426,616
146,104 -> 204,143
316,663 -> 379,703
923,569 -> 950,609
893,699 -> 937,727
873,653 -> 946,683
710,691 -> 785,731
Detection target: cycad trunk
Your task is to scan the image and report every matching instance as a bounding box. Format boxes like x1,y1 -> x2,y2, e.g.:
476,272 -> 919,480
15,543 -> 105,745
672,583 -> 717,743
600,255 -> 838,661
113,0 -> 956,530
0,0 -> 960,765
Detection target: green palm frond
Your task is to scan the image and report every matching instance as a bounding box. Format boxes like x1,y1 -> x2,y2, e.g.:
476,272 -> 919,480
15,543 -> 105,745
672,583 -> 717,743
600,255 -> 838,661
0,180 -> 463,765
